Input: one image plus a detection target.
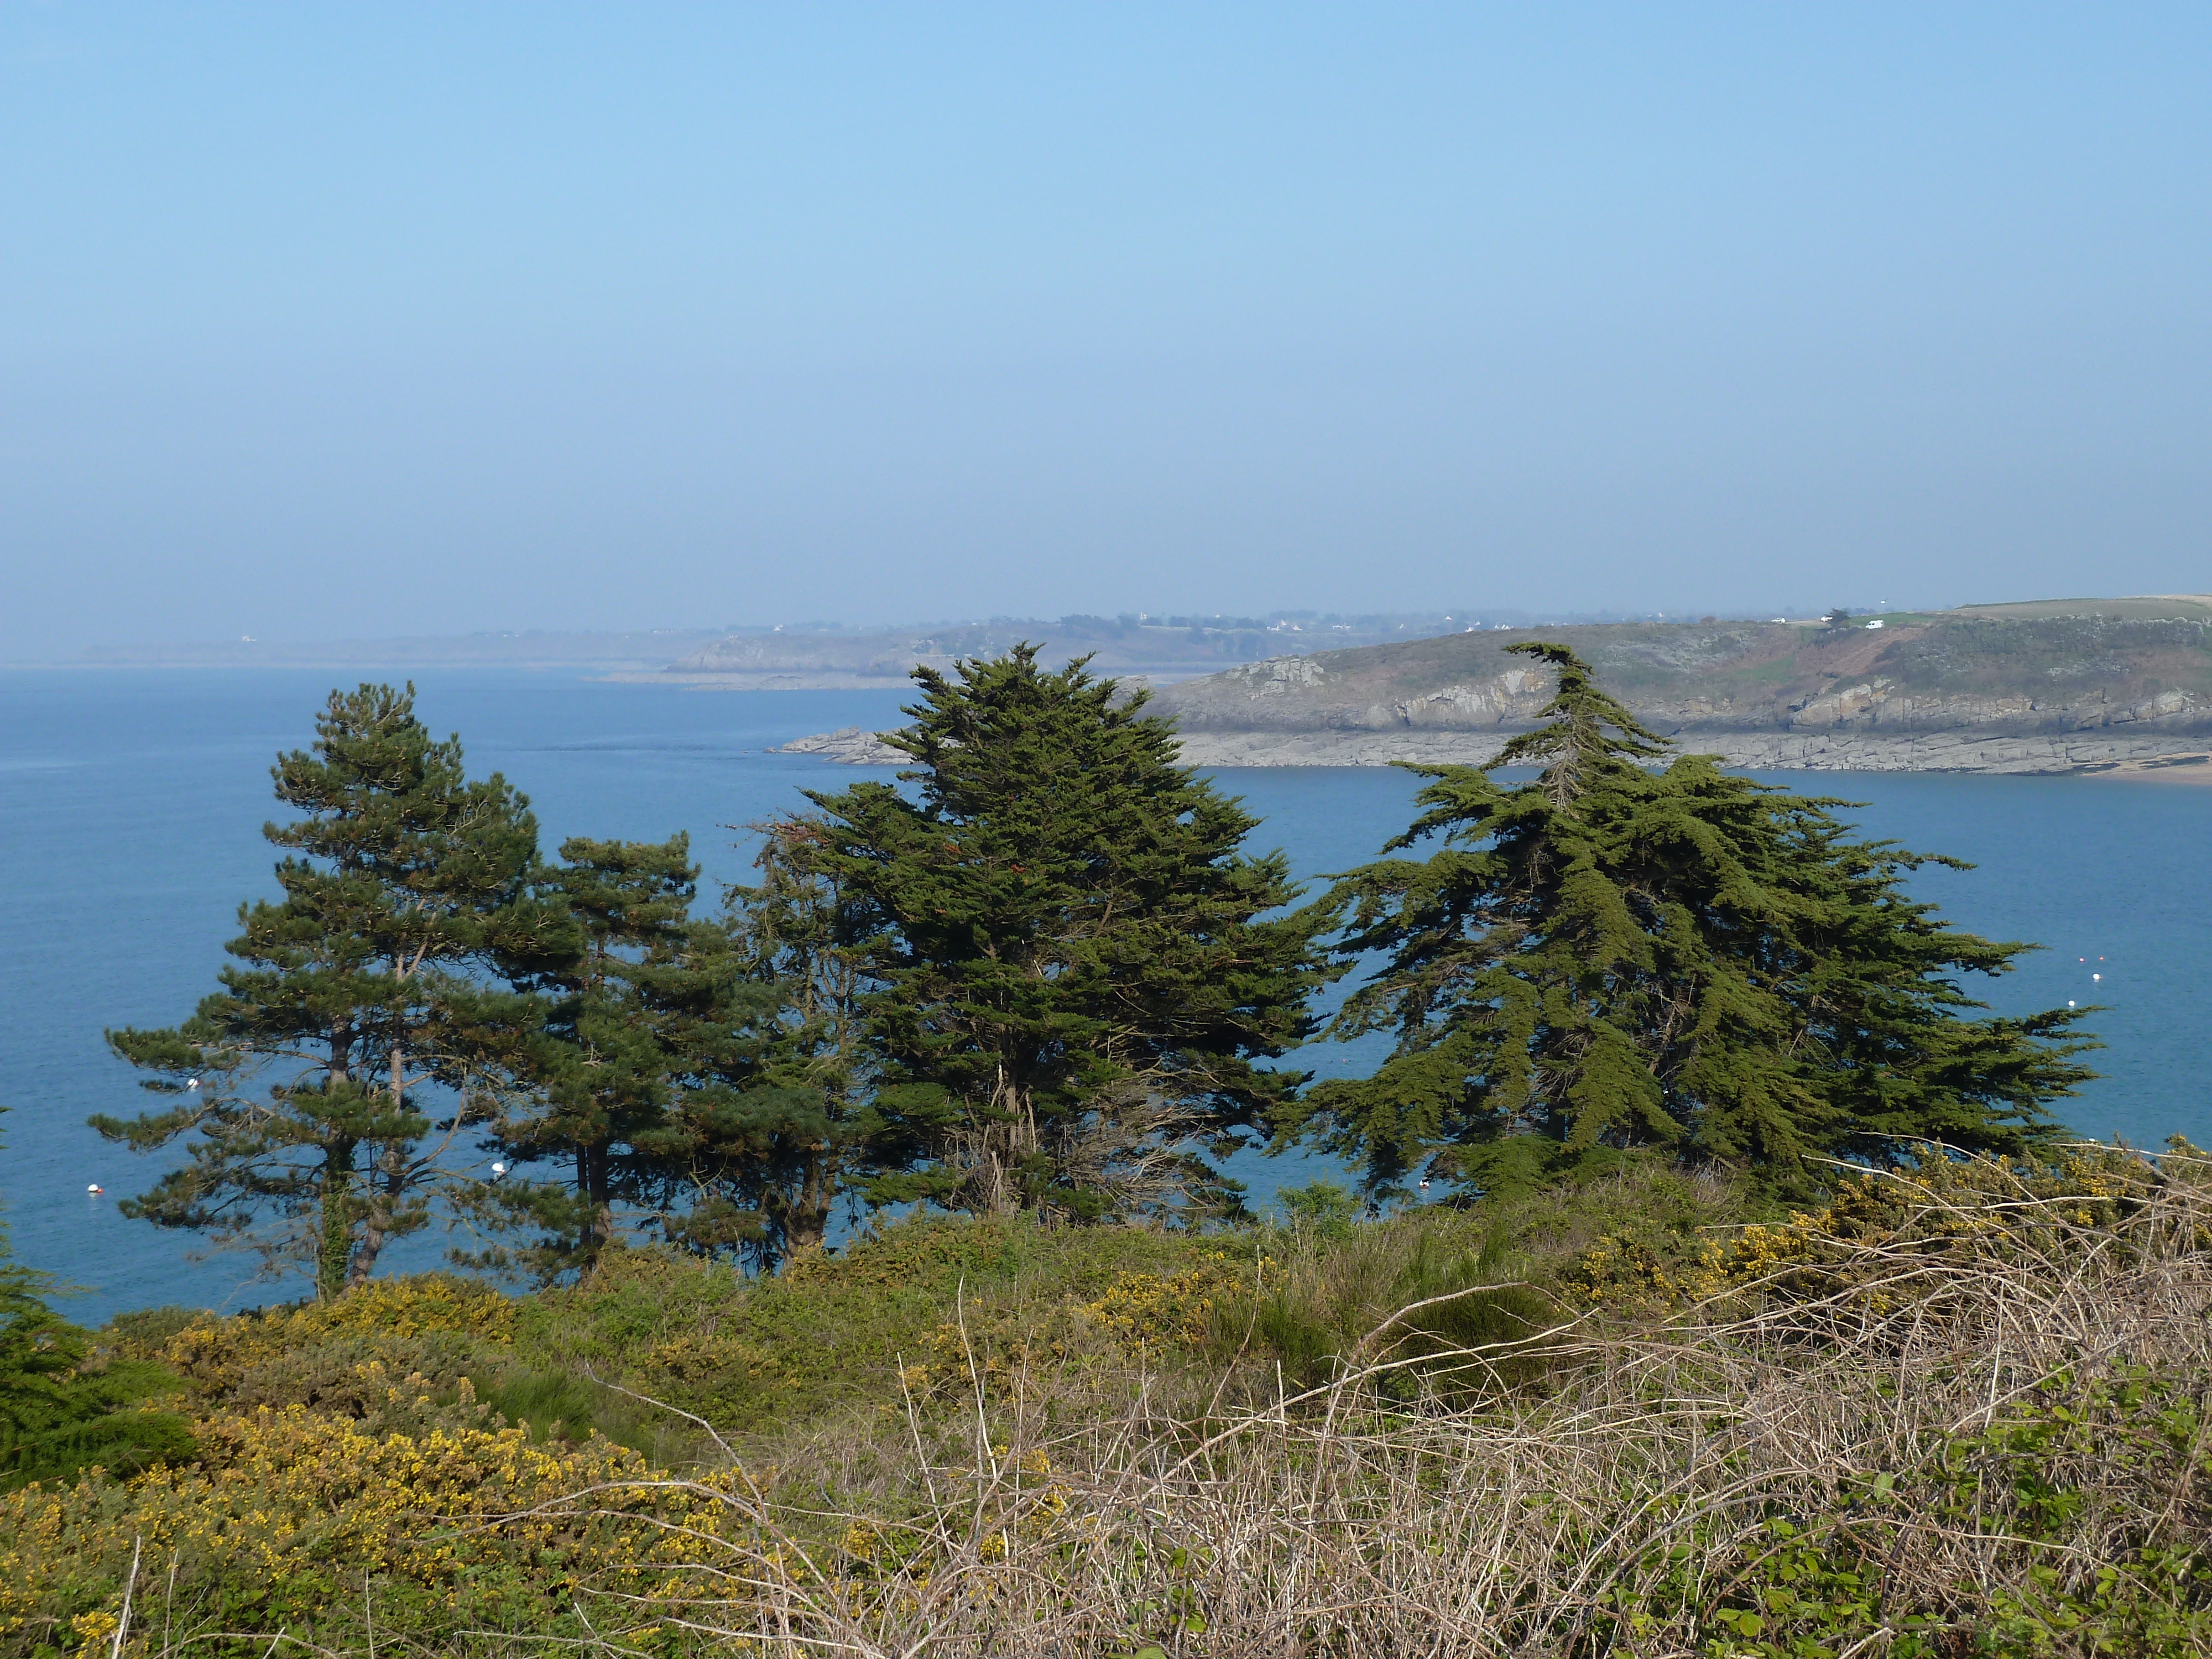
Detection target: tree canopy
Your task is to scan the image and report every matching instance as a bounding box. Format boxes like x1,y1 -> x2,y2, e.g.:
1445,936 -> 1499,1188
1286,641 -> 2096,1198
86,651 -> 2108,1298
668,818 -> 888,1263
100,684 -> 571,1294
469,834 -> 705,1280
797,645 -> 1338,1219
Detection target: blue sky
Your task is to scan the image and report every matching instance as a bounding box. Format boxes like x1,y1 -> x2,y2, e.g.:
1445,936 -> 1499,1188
4,3 -> 2208,655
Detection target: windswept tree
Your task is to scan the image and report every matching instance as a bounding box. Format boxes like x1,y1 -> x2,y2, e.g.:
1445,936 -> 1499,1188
99,684 -> 572,1296
801,646 -> 1338,1219
1289,641 -> 2096,1199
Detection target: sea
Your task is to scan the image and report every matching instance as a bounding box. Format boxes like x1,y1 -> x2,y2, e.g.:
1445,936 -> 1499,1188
3,667 -> 2207,1324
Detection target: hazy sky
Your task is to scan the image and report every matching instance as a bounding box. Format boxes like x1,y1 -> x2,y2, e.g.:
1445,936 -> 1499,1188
4,4 -> 2208,656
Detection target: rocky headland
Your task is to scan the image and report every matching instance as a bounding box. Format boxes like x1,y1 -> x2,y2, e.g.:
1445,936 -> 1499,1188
779,597 -> 2212,775
650,611 -> 1494,688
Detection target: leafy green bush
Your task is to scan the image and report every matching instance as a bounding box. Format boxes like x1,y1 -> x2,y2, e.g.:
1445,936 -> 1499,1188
1272,1178 -> 1361,1239
5,1149 -> 2207,1654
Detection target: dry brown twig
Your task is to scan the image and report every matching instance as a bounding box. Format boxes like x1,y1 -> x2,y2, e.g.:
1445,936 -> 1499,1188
426,1151 -> 2212,1657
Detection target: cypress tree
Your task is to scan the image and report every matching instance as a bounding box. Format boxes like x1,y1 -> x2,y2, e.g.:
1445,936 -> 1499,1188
802,646 -> 1337,1219
99,684 -> 570,1295
1290,641 -> 2096,1198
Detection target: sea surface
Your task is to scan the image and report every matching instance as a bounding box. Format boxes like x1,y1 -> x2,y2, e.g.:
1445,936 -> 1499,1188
3,668 -> 2207,1323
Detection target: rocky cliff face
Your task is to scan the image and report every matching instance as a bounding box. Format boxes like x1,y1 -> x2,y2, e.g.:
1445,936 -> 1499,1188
1149,611 -> 2212,773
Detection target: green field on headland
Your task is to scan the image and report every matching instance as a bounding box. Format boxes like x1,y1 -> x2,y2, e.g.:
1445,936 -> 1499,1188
1150,598 -> 2212,774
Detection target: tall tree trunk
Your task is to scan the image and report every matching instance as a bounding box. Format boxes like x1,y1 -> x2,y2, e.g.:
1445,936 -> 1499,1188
319,1138 -> 355,1299
786,1144 -> 832,1254
972,1066 -> 1036,1215
577,1141 -> 615,1269
318,1020 -> 356,1299
346,1030 -> 408,1288
348,1141 -> 404,1287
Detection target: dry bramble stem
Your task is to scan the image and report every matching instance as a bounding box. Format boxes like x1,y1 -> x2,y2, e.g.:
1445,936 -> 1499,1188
399,1145 -> 2212,1657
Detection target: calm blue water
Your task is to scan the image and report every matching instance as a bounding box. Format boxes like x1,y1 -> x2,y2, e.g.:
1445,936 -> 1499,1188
3,669 -> 2207,1322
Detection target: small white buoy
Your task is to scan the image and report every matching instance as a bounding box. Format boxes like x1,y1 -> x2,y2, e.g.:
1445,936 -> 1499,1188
489,1162 -> 507,1179
87,1183 -> 103,1195
2093,973 -> 2101,982
2069,1000 -> 2077,1008
186,1077 -> 200,1091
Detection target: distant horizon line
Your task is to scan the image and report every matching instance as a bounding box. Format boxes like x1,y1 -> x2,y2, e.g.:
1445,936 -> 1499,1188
27,603 -> 1864,664
19,593 -> 2199,672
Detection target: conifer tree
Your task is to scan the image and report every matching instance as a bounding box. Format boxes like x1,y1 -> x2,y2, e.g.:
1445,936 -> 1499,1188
99,684 -> 570,1295
662,818 -> 886,1265
0,1130 -> 195,1488
1290,641 -> 2096,1198
469,835 -> 701,1280
801,647 -> 1337,1218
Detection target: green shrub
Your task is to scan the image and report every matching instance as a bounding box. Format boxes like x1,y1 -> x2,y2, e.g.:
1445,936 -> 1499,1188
1,1255 -> 194,1493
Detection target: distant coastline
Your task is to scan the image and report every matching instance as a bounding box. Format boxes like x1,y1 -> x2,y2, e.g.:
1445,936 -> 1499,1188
777,724 -> 2212,778
775,597 -> 2212,777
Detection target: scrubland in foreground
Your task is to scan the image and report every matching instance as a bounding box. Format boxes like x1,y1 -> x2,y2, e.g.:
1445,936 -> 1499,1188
7,1144 -> 2212,1658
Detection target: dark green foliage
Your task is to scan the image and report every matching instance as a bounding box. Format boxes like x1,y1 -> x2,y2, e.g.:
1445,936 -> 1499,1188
100,684 -> 573,1294
513,1212 -> 1230,1435
473,823 -> 904,1280
1625,1366 -> 2212,1657
666,818 -> 888,1265
481,1368 -> 609,1443
1293,641 -> 2096,1198
1374,1224 -> 1559,1397
799,645 -> 1338,1219
1240,1225 -> 1553,1398
472,834 -> 709,1280
0,1214 -> 191,1489
1273,1178 -> 1362,1239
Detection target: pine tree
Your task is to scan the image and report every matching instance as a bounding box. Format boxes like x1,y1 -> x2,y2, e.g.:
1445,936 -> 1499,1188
664,817 -> 887,1266
98,684 -> 570,1295
801,647 -> 1337,1218
470,835 -> 701,1280
1290,641 -> 2097,1198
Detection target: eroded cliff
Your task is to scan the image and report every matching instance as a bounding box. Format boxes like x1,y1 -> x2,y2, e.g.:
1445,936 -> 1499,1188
1149,604 -> 2212,773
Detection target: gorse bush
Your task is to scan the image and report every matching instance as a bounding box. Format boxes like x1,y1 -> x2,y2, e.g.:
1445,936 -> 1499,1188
33,648 -> 2167,1653
8,1147 -> 2211,1655
0,1406 -> 734,1648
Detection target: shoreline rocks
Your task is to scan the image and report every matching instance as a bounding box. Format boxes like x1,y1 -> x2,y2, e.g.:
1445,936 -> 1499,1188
774,721 -> 2212,775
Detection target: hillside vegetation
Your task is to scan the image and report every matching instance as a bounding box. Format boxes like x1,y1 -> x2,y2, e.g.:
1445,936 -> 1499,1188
8,1146 -> 2212,1656
13,643 -> 2171,1654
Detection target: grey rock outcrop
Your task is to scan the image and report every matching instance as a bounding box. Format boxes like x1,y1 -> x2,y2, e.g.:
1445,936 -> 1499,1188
1148,607 -> 2212,774
772,727 -> 907,765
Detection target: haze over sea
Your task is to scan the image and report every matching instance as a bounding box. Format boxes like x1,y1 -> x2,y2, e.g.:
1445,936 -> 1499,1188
4,669 -> 2206,1325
